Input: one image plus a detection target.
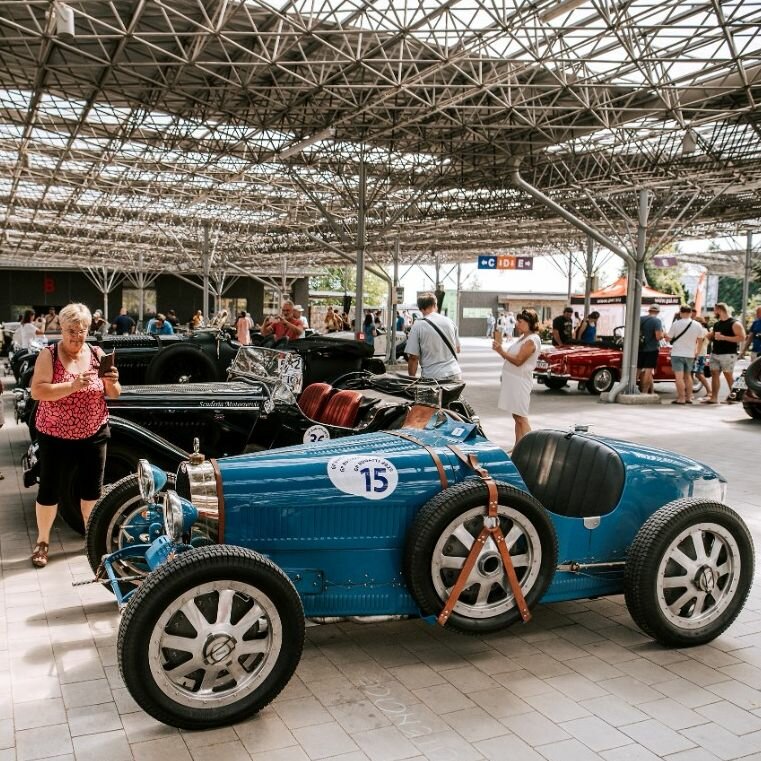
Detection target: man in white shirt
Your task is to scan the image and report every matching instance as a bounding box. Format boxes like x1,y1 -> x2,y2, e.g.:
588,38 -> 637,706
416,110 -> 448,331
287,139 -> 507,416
406,292 -> 462,381
667,304 -> 705,404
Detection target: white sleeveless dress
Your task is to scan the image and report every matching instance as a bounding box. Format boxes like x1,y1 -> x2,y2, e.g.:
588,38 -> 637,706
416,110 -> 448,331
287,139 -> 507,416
497,333 -> 542,417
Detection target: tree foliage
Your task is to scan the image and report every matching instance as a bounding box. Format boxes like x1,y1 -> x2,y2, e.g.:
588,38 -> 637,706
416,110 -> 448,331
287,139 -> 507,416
309,266 -> 388,307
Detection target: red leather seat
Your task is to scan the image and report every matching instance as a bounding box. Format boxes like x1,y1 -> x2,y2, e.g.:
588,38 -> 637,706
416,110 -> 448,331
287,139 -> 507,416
319,389 -> 362,428
298,383 -> 333,420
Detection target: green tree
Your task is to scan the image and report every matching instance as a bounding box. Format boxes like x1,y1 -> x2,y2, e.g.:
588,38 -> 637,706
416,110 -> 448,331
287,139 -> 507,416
309,266 -> 388,307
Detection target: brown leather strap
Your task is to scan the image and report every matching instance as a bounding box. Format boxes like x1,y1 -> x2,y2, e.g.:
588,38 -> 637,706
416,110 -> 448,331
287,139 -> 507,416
437,526 -> 489,626
437,444 -> 531,625
386,431 -> 448,489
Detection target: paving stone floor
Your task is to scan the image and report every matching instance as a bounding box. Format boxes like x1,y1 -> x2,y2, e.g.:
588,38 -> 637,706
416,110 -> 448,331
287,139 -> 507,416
1,337 -> 760,760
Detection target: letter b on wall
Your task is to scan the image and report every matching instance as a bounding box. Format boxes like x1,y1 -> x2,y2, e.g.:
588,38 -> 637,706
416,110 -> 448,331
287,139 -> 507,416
43,275 -> 55,294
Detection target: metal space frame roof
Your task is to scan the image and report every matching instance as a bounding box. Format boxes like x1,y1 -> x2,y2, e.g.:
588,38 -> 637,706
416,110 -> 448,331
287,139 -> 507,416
1,0 -> 760,281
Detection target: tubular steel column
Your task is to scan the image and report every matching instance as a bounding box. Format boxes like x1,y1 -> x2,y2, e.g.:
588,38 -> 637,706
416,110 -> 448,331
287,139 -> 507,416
742,231 -> 753,326
584,235 -> 594,316
138,250 -> 145,332
202,222 -> 211,322
624,189 -> 650,395
567,250 -> 573,304
355,155 -> 366,339
387,234 -> 400,363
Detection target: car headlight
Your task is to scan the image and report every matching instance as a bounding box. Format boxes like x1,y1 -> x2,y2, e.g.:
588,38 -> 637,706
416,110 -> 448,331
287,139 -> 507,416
175,457 -> 221,543
163,490 -> 198,543
137,459 -> 168,502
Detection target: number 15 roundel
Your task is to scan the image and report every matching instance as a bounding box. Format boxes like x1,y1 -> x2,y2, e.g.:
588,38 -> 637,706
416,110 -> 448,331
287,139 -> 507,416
327,455 -> 399,500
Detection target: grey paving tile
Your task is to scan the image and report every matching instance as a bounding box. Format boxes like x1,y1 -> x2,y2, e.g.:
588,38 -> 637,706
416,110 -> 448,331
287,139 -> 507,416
439,706 -> 508,742
235,713 -> 297,754
13,698 -> 66,731
637,698 -> 704,730
708,680 -> 761,710
15,724 -> 73,761
293,722 -> 359,760
559,717 -> 631,752
249,748 -> 310,761
596,677 -> 661,705
410,683 -> 475,714
387,664 -> 446,690
59,678 -> 112,709
351,726 -> 419,761
654,677 -> 724,708
188,739 -> 252,761
619,719 -> 695,756
475,733 -> 545,761
274,697 -> 334,730
523,691 -> 591,723
131,735 -> 191,761
411,729 -> 485,761
537,738 -> 604,760
467,686 -> 532,719
120,710 -> 179,743
680,722 -> 761,760
66,702 -> 122,737
501,712 -> 570,746
440,665 -> 499,694
327,700 -> 392,734
697,699 -> 761,735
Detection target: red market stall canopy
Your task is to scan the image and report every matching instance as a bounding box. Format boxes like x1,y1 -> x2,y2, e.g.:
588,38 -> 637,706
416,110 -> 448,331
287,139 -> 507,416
571,278 -> 680,307
571,277 -> 680,336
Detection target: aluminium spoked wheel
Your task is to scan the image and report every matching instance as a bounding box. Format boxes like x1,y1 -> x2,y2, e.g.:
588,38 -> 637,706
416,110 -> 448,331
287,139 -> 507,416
625,499 -> 753,647
85,474 -> 175,595
404,481 -> 557,634
118,545 -> 304,729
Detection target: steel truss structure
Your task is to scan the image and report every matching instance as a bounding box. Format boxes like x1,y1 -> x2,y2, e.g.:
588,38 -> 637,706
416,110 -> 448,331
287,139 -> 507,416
1,0 -> 760,280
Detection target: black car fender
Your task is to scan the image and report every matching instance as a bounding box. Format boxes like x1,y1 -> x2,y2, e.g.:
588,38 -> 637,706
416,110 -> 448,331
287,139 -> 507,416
108,416 -> 189,474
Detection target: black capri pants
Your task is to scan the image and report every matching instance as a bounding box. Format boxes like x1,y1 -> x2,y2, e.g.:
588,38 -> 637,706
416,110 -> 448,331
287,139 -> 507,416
36,424 -> 110,506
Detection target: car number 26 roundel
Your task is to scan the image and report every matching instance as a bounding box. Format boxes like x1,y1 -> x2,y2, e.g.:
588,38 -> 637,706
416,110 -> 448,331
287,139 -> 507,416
327,455 -> 399,500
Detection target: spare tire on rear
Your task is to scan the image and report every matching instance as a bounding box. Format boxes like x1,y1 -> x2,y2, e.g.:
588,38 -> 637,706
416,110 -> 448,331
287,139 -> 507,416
145,345 -> 218,384
746,357 -> 761,394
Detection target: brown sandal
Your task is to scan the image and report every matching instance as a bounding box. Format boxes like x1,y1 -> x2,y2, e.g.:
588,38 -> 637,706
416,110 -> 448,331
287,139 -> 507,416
31,542 -> 49,568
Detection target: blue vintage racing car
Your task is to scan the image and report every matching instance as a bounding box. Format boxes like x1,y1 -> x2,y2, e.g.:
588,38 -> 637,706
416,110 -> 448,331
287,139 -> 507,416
92,405 -> 753,729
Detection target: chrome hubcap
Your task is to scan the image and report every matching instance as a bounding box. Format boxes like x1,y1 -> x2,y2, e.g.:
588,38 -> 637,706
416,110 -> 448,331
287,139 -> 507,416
432,506 -> 541,619
657,522 -> 740,630
149,581 -> 281,708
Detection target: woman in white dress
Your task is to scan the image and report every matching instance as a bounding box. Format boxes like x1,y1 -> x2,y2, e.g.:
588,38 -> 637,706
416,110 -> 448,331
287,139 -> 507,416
492,309 -> 542,443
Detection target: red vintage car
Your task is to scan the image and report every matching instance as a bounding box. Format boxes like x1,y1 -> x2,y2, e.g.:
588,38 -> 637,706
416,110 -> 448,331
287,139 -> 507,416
534,332 -> 694,395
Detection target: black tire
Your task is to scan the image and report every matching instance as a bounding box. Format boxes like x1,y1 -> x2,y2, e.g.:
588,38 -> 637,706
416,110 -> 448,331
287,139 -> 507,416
19,366 -> 34,389
86,473 -> 176,595
624,499 -> 753,647
746,358 -> 761,394
118,545 -> 305,729
743,404 -> 761,420
403,481 -> 557,634
145,345 -> 218,384
58,441 -> 141,536
544,377 -> 568,391
588,367 -> 615,395
362,358 -> 386,375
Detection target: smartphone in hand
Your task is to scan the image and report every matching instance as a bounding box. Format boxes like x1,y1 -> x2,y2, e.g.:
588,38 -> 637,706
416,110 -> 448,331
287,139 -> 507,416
98,351 -> 116,378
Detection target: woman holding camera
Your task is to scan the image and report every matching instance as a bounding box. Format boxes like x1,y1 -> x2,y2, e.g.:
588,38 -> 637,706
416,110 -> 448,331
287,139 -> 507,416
29,303 -> 121,568
492,309 -> 542,444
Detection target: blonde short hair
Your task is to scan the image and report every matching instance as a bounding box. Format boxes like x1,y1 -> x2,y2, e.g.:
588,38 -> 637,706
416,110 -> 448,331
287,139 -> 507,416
58,303 -> 92,329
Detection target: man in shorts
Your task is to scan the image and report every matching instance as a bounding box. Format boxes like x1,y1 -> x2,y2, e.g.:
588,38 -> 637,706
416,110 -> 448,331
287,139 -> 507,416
637,304 -> 664,393
703,302 -> 745,404
667,305 -> 704,404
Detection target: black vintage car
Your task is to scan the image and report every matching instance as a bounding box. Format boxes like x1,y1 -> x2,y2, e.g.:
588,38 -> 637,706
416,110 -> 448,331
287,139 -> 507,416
10,322 -> 239,388
18,344 -> 474,535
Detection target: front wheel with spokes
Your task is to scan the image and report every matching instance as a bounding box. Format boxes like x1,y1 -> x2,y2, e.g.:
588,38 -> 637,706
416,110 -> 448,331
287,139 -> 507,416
118,545 -> 304,729
625,499 -> 753,647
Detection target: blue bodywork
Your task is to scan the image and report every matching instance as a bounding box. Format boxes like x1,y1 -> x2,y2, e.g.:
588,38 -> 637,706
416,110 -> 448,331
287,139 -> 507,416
105,412 -> 726,617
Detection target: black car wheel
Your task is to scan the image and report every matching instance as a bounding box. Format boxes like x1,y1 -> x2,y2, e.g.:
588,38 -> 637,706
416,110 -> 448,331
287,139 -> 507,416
145,346 -> 218,384
58,442 -> 139,535
118,545 -> 304,729
404,481 -> 557,634
624,499 -> 753,647
86,473 -> 176,594
746,358 -> 761,395
543,377 -> 568,391
743,404 -> 761,420
588,367 -> 615,395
